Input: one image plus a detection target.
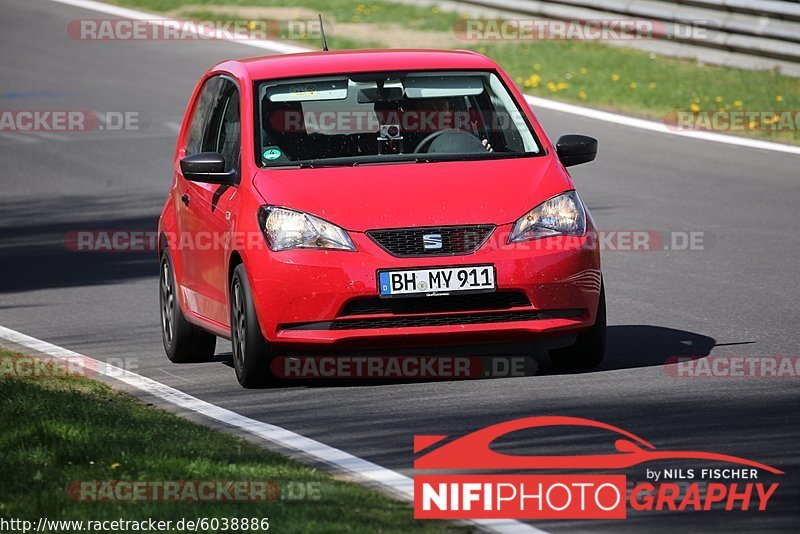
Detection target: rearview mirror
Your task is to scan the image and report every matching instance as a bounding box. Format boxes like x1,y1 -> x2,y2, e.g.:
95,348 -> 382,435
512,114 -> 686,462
180,152 -> 236,184
556,135 -> 598,167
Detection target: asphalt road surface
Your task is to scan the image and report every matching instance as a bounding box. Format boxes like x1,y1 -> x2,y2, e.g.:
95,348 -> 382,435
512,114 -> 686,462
1,0 -> 798,531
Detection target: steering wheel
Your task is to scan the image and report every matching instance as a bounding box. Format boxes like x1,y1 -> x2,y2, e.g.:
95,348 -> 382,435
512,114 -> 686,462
413,129 -> 483,154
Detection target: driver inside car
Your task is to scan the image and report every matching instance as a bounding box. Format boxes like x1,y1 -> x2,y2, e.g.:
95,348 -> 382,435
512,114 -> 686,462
404,96 -> 494,153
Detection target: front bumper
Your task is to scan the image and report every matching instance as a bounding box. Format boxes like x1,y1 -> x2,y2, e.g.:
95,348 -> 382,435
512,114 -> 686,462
245,223 -> 601,347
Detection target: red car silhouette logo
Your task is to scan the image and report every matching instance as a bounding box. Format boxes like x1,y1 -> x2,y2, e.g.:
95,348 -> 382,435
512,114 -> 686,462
414,416 -> 783,473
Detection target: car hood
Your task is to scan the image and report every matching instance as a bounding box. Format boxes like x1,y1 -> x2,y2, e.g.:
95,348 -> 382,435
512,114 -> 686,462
252,156 -> 573,232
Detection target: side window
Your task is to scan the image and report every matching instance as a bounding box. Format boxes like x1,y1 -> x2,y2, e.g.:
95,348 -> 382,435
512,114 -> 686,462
202,80 -> 240,174
185,76 -> 223,155
216,89 -> 241,173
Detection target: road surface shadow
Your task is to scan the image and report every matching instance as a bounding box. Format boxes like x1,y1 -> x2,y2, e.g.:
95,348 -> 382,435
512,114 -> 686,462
0,194 -> 160,293
209,325 -> 724,388
601,324 -> 717,371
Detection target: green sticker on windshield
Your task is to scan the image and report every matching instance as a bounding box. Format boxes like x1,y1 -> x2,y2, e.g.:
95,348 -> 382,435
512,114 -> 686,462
262,147 -> 282,161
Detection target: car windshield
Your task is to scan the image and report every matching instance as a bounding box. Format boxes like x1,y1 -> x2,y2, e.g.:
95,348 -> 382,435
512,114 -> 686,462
255,70 -> 541,167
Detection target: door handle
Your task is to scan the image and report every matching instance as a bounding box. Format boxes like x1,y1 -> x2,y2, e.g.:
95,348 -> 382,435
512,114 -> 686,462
181,194 -> 190,206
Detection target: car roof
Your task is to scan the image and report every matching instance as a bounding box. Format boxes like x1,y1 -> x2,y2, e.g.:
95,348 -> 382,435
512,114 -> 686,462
224,49 -> 500,81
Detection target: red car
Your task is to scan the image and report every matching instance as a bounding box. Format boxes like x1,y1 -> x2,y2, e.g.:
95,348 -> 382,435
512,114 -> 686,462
158,49 -> 604,387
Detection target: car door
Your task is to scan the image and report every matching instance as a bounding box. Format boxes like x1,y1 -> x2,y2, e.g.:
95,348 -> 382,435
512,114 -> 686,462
176,75 -> 241,327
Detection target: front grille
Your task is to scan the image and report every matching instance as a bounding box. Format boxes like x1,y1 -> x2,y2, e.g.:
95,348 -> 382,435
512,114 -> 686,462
283,309 -> 583,330
339,291 -> 531,317
367,225 -> 494,257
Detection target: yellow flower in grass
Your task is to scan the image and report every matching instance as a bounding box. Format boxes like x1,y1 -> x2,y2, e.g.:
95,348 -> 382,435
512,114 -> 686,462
578,90 -> 588,100
715,96 -> 723,103
557,81 -> 569,90
579,67 -> 588,74
690,104 -> 700,112
629,82 -> 637,89
547,82 -> 558,93
748,121 -> 759,129
733,100 -> 743,107
611,74 -> 620,81
525,74 -> 541,88
648,82 -> 656,89
776,95 -> 784,102
432,7 -> 440,13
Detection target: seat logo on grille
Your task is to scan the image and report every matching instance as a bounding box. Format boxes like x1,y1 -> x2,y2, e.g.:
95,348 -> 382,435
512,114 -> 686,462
423,233 -> 443,250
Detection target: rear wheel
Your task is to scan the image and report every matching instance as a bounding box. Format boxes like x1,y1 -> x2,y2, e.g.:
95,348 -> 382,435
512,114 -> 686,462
159,250 -> 216,363
550,283 -> 606,370
230,264 -> 275,388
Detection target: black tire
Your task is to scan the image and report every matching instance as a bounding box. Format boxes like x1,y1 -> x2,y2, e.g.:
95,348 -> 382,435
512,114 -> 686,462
159,250 -> 216,363
230,264 -> 275,388
550,283 -> 606,370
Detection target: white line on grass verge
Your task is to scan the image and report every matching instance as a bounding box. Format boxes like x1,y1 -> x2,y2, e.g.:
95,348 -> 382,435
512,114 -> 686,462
0,324 -> 544,534
524,95 -> 800,156
50,0 -> 800,156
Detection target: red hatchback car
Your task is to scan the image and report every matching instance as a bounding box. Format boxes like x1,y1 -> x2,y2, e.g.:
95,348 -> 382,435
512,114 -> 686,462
158,49 -> 605,387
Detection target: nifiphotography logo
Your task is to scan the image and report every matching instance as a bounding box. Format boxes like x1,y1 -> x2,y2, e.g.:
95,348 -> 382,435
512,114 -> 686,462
413,416 -> 783,519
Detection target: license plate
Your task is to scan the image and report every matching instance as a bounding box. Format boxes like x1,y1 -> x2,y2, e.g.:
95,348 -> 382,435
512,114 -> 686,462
378,265 -> 495,297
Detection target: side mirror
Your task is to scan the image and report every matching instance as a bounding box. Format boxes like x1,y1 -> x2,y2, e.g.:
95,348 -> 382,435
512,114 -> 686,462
556,135 -> 598,167
180,152 -> 236,184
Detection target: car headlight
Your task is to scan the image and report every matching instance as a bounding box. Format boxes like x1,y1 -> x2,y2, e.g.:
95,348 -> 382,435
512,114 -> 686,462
509,190 -> 586,242
258,206 -> 356,251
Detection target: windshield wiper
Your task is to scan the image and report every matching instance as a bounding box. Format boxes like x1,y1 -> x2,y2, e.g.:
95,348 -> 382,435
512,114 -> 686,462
267,162 -> 315,169
352,158 -> 423,167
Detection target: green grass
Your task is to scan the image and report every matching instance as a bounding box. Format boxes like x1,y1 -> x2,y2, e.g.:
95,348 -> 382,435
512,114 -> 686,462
0,350 -> 454,533
104,0 -> 799,144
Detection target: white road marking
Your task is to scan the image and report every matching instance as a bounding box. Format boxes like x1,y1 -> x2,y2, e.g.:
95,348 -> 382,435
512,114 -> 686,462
0,324 -> 545,534
49,0 -> 308,54
49,0 -> 800,156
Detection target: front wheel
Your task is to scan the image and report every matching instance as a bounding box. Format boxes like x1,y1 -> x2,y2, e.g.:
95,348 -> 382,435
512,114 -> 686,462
549,283 -> 606,370
230,264 -> 276,388
159,250 -> 216,363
